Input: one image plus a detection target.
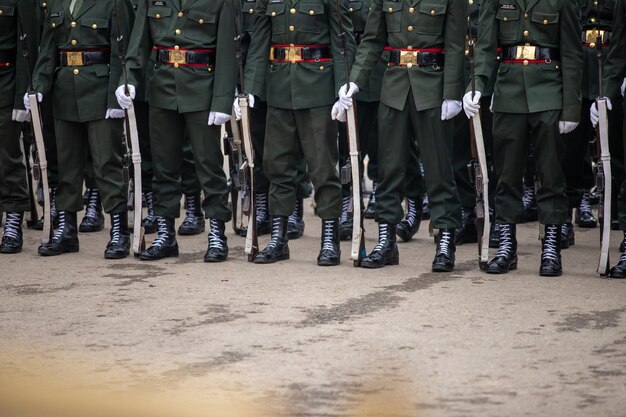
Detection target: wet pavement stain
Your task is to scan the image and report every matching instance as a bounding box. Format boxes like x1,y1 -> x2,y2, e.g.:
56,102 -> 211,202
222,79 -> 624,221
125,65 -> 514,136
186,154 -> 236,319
160,351 -> 249,380
103,263 -> 171,285
554,308 -> 626,332
163,304 -> 246,335
3,282 -> 77,295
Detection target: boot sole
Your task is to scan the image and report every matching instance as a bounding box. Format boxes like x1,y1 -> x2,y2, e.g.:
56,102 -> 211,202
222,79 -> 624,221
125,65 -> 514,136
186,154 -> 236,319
253,253 -> 290,264
485,262 -> 518,274
0,247 -> 23,254
360,257 -> 400,269
204,255 -> 228,263
105,251 -> 130,260
38,245 -> 80,256
540,270 -> 562,277
317,259 -> 341,266
139,247 -> 179,261
432,265 -> 454,273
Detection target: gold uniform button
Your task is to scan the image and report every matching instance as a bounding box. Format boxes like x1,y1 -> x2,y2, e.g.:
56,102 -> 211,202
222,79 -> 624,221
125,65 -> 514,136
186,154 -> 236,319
51,22 -> 56,28
174,63 -> 179,68
591,17 -> 597,23
289,25 -> 295,31
290,43 -> 295,47
349,7 -> 353,12
291,59 -> 296,64
71,39 -> 77,45
73,69 -> 79,75
503,17 -> 508,21
524,13 -> 528,18
309,10 -> 314,15
523,30 -> 529,36
0,10 -> 3,15
71,21 -> 77,27
319,65 -> 324,70
594,0 -> 598,4
590,42 -> 596,48
408,25 -> 414,31
271,11 -> 276,16
248,8 -> 254,13
407,45 -> 413,50
290,7 -> 296,13
469,0 -> 473,3
543,19 -> 548,25
523,59 -> 529,66
175,28 -> 181,34
198,19 -> 204,24
430,9 -> 435,15
555,65 -> 559,70
388,7 -> 393,12
178,11 -> 183,17
42,2 -> 47,7
407,62 -> 413,68
156,13 -> 161,19
409,7 -> 414,13
174,45 -> 180,50
92,24 -> 97,29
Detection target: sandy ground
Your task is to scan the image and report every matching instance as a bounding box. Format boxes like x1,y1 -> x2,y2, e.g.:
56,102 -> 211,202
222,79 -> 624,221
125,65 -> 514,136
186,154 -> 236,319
1,204 -> 626,417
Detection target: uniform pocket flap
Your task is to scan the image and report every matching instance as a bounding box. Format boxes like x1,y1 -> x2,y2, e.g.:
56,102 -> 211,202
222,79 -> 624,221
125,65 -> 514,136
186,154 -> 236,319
348,1 -> 363,12
81,18 -> 109,29
496,9 -> 520,21
93,64 -> 110,77
299,2 -> 325,15
420,3 -> 447,16
266,2 -> 285,16
531,11 -> 559,25
50,14 -> 64,28
147,7 -> 171,19
188,9 -> 217,24
383,1 -> 402,13
0,5 -> 15,16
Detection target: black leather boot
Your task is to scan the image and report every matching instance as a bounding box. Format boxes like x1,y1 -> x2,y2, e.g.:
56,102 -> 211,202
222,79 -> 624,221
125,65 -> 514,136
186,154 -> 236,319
421,194 -> 431,220
432,228 -> 456,272
560,220 -> 575,249
575,191 -> 597,228
364,182 -> 377,219
397,197 -> 422,242
540,224 -> 562,277
360,222 -> 399,269
204,219 -> 228,262
255,193 -> 271,236
318,218 -> 341,266
178,193 -> 205,235
489,222 -> 500,248
254,216 -> 290,263
339,195 -> 353,241
0,212 -> 24,254
104,212 -> 130,259
142,192 -> 158,234
35,187 -> 58,230
485,224 -> 518,274
79,188 -> 104,232
287,199 -> 305,239
619,232 -> 626,253
522,185 -> 538,222
140,217 -> 178,260
455,207 -> 478,245
38,211 -> 79,256
609,248 -> 626,278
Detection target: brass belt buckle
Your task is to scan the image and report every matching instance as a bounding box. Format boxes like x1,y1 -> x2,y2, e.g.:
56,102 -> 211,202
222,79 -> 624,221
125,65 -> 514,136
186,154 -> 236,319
515,45 -> 537,60
400,51 -> 418,67
66,51 -> 84,66
585,29 -> 604,43
168,49 -> 187,64
286,45 -> 302,63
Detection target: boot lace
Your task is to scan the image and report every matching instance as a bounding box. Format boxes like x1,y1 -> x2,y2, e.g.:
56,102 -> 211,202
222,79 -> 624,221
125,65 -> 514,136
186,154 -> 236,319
321,220 -> 335,251
579,192 -> 592,213
288,200 -> 301,224
542,225 -> 559,262
266,218 -> 283,249
340,196 -> 351,223
437,230 -> 452,257
207,219 -> 225,250
255,194 -> 268,223
3,213 -> 21,240
144,192 -> 156,221
52,211 -> 66,242
496,224 -> 513,257
185,194 -> 198,220
152,217 -> 169,247
373,223 -> 389,252
522,185 -> 535,209
50,189 -> 57,219
110,214 -> 121,245
85,188 -> 100,218
368,183 -> 377,205
404,198 -> 418,227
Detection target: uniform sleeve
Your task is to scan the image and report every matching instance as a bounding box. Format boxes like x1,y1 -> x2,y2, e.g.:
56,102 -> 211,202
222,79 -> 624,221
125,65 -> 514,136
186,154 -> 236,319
328,0 -> 356,95
211,0 -> 237,114
244,0 -> 271,98
32,9 -> 58,97
350,0 -> 386,90
15,0 -> 39,109
124,0 -> 152,91
442,0 -> 465,101
559,0 -> 583,122
109,0 -> 134,110
604,0 -> 626,100
471,0 -> 498,95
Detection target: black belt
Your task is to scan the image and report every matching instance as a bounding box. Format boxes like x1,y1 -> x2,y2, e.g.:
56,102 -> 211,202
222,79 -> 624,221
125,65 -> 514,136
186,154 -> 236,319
154,47 -> 216,67
58,49 -> 110,66
0,49 -> 16,67
386,49 -> 445,68
270,45 -> 332,62
501,46 -> 560,62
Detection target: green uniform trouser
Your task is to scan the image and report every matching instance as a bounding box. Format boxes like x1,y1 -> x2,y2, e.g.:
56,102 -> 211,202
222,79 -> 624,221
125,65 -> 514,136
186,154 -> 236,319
615,97 -> 626,230
54,118 -> 127,213
377,96 -> 462,228
41,96 -> 59,188
0,106 -> 29,212
149,106 -> 229,221
493,110 -> 567,225
403,136 -> 425,200
264,105 -> 341,219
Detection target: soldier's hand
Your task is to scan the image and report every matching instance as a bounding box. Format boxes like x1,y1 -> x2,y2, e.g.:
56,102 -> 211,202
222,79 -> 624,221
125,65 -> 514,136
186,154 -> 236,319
338,82 -> 359,109
115,85 -> 136,110
441,100 -> 462,121
23,92 -> 43,112
208,112 -> 231,126
462,91 -> 481,119
559,121 -> 578,135
331,101 -> 347,123
621,78 -> 626,97
12,109 -> 31,123
105,109 -> 125,119
590,98 -> 612,127
233,94 -> 255,121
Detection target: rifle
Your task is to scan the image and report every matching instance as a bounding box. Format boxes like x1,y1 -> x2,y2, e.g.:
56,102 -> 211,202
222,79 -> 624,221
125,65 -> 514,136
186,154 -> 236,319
113,0 -> 145,256
466,1 -> 490,270
19,123 -> 39,228
594,11 -> 611,275
335,0 -> 365,266
17,13 -> 51,244
223,118 -> 246,235
232,2 -> 258,262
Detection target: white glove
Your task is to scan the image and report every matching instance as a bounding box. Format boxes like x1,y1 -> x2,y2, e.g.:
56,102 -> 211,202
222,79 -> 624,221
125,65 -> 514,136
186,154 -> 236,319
115,84 -> 136,110
559,121 -> 578,135
208,111 -> 231,126
462,91 -> 481,118
12,109 -> 31,123
621,78 -> 626,97
441,99 -> 462,121
233,94 -> 255,121
590,97 -> 613,127
105,109 -> 125,119
338,82 -> 359,110
23,92 -> 43,111
331,100 -> 347,123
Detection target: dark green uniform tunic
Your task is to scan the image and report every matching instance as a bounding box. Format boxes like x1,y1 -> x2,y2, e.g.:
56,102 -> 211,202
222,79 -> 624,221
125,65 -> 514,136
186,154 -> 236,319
350,0 -> 465,228
124,0 -> 237,221
245,0 -> 356,219
0,0 -> 37,213
473,0 -> 583,225
32,0 -> 133,215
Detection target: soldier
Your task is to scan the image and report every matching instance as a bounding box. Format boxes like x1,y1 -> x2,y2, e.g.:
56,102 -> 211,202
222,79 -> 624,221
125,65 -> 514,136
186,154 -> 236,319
0,0 -> 38,254
239,0 -> 355,266
594,0 -> 626,277
118,0 -> 236,262
464,0 -> 583,276
340,0 -> 465,271
26,0 -> 134,259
